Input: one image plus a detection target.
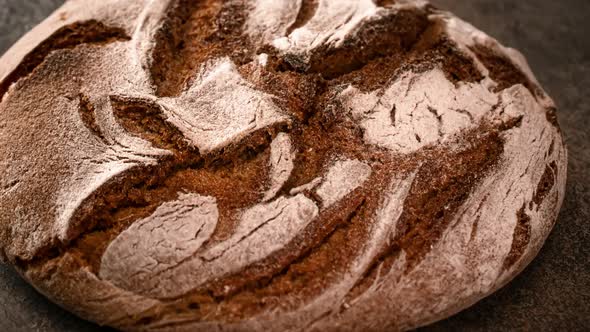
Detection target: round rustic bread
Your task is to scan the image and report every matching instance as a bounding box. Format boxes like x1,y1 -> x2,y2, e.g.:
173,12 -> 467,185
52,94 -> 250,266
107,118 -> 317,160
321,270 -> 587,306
0,0 -> 567,331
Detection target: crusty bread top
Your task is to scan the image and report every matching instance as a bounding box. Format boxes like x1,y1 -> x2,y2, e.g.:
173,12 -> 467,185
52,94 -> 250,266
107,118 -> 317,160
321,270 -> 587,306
0,1 -> 566,331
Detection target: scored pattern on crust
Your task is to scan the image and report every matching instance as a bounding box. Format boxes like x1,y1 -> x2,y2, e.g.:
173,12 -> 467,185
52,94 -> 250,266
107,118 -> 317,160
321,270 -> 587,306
0,0 -> 566,331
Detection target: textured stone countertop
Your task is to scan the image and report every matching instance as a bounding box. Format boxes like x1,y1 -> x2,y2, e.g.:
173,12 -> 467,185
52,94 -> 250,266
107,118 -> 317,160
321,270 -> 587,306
0,1 -> 588,331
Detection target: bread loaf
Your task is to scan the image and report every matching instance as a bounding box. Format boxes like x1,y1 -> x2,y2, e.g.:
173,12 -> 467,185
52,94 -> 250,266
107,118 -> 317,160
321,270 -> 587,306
0,0 -> 567,331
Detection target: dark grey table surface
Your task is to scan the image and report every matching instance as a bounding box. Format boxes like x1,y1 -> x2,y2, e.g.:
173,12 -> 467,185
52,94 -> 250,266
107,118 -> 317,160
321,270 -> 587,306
0,1 -> 588,331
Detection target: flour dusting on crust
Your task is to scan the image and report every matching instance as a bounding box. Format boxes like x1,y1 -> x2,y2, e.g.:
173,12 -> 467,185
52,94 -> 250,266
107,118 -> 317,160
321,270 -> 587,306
0,0 -> 566,331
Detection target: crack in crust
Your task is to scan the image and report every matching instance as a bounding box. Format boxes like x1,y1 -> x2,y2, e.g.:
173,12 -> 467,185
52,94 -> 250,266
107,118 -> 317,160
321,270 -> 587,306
533,161 -> 557,207
110,96 -> 196,153
502,204 -> 532,271
78,93 -> 107,144
150,0 -> 252,97
287,0 -> 319,35
0,20 -> 130,103
470,44 -> 543,97
305,8 -> 431,80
